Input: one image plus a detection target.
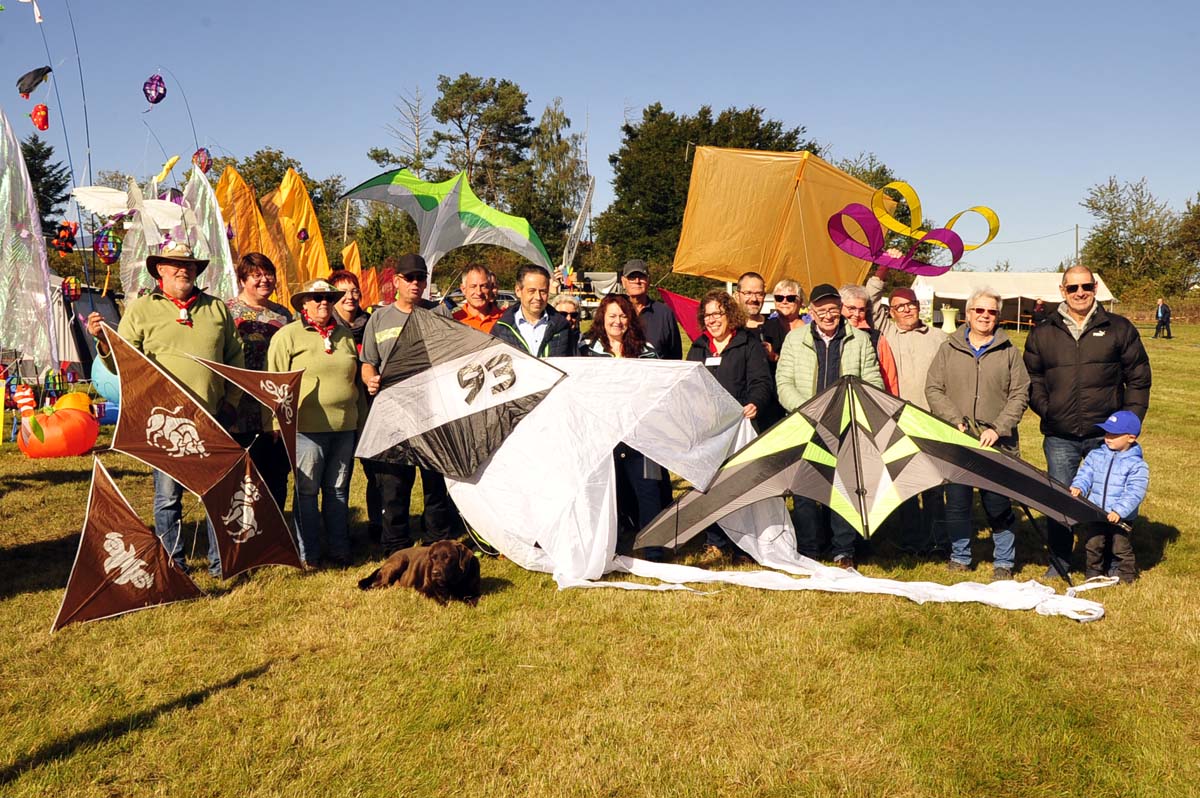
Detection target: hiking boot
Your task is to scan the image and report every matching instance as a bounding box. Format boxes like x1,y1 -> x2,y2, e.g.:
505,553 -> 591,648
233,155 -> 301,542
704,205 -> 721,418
834,556 -> 856,570
947,561 -> 971,573
698,545 -> 727,566
992,566 -> 1013,581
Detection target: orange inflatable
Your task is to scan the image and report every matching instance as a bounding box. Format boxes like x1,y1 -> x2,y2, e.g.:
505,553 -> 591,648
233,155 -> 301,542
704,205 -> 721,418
17,406 -> 100,459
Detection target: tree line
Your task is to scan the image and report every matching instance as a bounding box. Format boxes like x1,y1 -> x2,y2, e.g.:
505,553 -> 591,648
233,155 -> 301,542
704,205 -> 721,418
22,74 -> 1200,299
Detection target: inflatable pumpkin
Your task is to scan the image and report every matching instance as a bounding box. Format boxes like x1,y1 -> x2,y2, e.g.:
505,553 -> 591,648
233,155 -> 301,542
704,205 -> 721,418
17,406 -> 100,459
54,392 -> 93,414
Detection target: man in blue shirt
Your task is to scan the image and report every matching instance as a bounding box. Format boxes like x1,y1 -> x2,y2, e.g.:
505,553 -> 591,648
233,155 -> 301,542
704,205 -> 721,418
491,264 -> 573,357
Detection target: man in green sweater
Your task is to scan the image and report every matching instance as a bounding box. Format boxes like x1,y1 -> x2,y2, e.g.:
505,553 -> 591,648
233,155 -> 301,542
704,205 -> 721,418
87,243 -> 244,576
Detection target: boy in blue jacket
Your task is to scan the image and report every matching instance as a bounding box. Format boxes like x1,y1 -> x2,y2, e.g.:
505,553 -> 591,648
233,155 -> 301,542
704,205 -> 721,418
1069,411 -> 1149,583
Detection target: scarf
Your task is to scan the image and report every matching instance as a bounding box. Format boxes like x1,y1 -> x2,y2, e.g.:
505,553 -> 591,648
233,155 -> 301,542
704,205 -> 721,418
158,281 -> 200,327
303,310 -> 337,354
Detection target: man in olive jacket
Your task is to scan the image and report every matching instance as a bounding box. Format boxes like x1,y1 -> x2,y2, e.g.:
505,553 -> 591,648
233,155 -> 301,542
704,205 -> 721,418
1024,265 -> 1151,576
776,284 -> 882,568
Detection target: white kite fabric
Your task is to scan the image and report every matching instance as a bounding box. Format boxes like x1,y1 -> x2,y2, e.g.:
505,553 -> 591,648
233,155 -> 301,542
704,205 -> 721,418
0,103 -> 59,371
444,359 -> 1109,622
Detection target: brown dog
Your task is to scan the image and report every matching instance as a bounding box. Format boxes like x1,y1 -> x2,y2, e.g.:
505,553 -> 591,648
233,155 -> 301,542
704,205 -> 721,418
357,540 -> 481,606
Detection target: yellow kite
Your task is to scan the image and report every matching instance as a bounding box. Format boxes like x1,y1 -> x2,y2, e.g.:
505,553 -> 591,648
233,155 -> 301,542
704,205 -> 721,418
214,166 -> 296,307
260,169 -> 329,294
673,148 -> 878,291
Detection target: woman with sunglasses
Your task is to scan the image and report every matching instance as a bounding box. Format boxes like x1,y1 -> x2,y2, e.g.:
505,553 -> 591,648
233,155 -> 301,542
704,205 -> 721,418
267,279 -> 364,569
760,280 -> 806,365
925,287 -> 1030,580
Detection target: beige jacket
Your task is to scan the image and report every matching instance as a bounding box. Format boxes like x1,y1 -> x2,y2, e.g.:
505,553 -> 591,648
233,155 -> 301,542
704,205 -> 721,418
866,275 -> 946,410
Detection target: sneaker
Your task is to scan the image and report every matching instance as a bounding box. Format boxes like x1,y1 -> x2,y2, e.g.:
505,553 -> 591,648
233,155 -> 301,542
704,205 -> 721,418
834,556 -> 856,570
698,545 -> 727,566
993,566 -> 1013,581
948,561 -> 971,573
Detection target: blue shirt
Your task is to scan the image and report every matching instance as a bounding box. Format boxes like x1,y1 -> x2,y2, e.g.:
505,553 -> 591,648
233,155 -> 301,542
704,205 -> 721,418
515,311 -> 549,354
965,328 -> 995,359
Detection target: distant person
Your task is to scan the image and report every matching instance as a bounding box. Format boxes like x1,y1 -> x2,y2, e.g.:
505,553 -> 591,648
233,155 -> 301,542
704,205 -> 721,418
452,264 -> 503,333
925,288 -> 1029,580
1031,299 -> 1051,327
619,260 -> 682,359
491,265 -> 573,357
776,283 -> 882,569
1153,297 -> 1172,339
1024,265 -> 1151,578
1070,411 -> 1149,583
735,271 -> 768,334
553,295 -> 582,353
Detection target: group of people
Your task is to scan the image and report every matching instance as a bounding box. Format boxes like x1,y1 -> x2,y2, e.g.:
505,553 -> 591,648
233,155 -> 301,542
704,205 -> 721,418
85,246 -> 1152,584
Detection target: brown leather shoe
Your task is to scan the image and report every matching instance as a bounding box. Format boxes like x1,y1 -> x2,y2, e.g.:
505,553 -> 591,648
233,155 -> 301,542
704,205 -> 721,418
835,556 -> 855,570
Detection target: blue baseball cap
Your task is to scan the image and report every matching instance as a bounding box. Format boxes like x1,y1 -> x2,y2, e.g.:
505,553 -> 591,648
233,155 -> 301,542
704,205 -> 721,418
1098,411 -> 1141,436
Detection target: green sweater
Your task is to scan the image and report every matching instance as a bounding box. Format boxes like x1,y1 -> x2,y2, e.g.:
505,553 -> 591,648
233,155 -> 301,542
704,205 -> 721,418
104,291 -> 245,414
776,322 -> 883,411
266,320 -> 362,433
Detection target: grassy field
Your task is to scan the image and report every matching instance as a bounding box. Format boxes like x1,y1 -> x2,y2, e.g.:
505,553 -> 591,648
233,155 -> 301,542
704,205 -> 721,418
1,324 -> 1197,797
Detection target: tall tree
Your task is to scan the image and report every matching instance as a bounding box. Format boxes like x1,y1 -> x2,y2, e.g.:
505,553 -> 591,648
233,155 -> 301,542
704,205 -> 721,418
428,73 -> 533,205
505,97 -> 590,256
368,86 -> 433,177
1169,193 -> 1200,295
1080,177 -> 1182,296
21,134 -> 71,235
593,104 -> 818,267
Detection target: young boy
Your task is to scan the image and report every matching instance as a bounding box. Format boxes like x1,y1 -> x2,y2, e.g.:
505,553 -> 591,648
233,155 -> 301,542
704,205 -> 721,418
1069,411 -> 1150,583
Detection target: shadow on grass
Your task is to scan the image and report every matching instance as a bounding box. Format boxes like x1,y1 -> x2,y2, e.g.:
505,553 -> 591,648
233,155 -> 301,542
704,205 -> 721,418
1131,519 -> 1180,571
0,465 -> 144,494
0,533 -> 77,600
479,575 -> 514,596
0,662 -> 272,786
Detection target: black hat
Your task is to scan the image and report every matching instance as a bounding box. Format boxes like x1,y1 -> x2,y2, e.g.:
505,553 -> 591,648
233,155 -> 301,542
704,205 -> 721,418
809,283 -> 841,303
396,253 -> 428,277
621,259 -> 649,278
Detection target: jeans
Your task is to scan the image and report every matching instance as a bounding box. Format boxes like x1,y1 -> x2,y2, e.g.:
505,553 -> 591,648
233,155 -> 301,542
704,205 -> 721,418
944,484 -> 1017,568
153,470 -> 221,575
1043,435 -> 1104,569
792,497 -> 858,561
375,461 -> 458,554
293,430 -> 355,565
614,443 -> 666,557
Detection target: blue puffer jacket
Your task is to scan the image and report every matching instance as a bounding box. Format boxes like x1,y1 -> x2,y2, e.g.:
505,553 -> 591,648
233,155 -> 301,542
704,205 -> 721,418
1070,443 -> 1149,520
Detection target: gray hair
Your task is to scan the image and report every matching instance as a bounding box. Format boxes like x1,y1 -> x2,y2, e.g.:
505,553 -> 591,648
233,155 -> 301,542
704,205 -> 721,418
839,284 -> 870,305
772,278 -> 802,295
551,295 -> 579,310
967,286 -> 1003,314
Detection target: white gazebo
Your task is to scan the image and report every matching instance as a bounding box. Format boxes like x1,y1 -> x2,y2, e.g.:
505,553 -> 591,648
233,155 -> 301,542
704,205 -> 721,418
911,271 -> 1115,328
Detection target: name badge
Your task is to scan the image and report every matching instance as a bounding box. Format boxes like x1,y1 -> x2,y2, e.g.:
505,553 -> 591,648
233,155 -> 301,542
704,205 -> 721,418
705,356 -> 722,366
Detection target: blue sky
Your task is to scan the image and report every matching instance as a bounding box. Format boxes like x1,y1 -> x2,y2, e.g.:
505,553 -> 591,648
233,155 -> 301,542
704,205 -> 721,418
3,0 -> 1198,271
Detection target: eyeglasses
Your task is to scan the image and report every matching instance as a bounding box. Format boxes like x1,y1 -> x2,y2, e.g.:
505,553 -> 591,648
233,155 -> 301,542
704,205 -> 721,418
810,306 -> 842,319
843,305 -> 867,315
1065,282 -> 1095,294
739,291 -> 766,299
970,307 -> 998,317
400,273 -> 428,283
703,311 -> 727,320
773,294 -> 800,303
339,288 -> 362,298
891,302 -> 918,313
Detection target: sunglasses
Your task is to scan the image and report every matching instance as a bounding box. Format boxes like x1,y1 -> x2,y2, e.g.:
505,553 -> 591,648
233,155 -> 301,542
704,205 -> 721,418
308,294 -> 338,304
560,312 -> 579,319
773,294 -> 800,303
1065,282 -> 1095,294
970,307 -> 998,317
400,273 -> 428,283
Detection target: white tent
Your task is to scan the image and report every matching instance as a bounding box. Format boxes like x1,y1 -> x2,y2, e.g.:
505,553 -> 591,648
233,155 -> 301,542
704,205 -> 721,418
912,272 -> 1115,327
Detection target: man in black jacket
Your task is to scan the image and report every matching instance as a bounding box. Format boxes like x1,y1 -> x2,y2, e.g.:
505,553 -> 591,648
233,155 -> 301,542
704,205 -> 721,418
1154,298 -> 1172,339
1024,265 -> 1151,577
491,264 -> 574,357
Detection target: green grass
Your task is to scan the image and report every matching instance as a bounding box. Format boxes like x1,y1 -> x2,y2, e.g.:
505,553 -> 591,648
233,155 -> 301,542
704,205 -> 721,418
1,323 -> 1197,797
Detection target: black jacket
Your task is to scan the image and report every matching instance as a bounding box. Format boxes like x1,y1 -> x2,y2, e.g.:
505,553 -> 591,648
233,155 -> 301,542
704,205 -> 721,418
1023,305 -> 1151,439
687,329 -> 775,411
491,306 -> 574,357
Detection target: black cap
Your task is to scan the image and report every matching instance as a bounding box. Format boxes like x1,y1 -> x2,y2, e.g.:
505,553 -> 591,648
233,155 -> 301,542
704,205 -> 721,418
397,253 -> 428,277
809,283 -> 841,303
621,259 -> 649,278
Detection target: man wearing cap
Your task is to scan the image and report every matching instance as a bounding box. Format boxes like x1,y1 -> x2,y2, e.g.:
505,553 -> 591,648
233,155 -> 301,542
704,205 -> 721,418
866,268 -> 948,551
360,254 -> 458,555
491,264 -> 573,356
1025,264 -> 1151,577
85,243 -> 244,576
451,264 -> 503,333
776,283 -> 882,568
620,260 -> 682,360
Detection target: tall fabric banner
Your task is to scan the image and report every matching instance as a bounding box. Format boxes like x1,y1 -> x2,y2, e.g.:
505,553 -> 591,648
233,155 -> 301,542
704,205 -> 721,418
214,166 -> 296,308
356,309 -> 566,479
53,459 -> 203,632
259,168 -> 329,293
360,267 -> 380,308
194,358 -> 304,470
341,240 -> 362,281
201,451 -> 302,578
103,324 -> 244,493
183,167 -> 238,300
657,289 -> 702,344
0,103 -> 59,371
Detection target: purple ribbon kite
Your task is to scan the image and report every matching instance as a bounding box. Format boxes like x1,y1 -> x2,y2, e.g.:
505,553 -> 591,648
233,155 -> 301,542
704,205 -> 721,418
827,204 -> 965,276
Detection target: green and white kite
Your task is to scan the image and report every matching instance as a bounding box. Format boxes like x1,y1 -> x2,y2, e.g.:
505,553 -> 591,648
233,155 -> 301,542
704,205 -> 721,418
341,169 -> 552,271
